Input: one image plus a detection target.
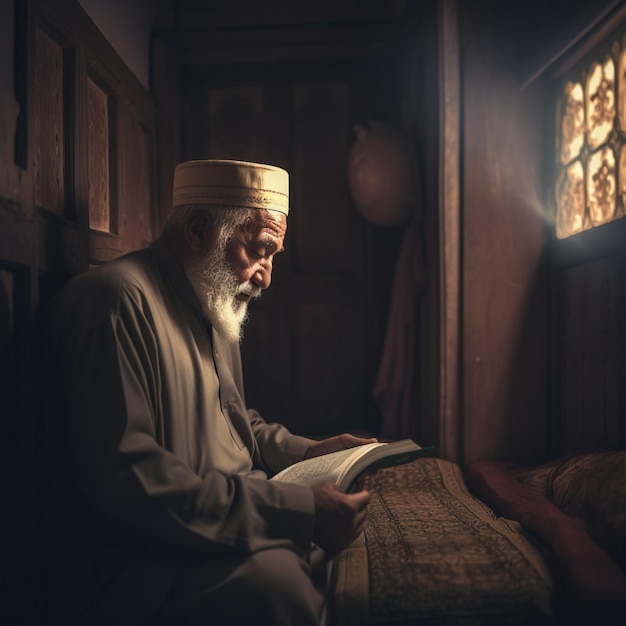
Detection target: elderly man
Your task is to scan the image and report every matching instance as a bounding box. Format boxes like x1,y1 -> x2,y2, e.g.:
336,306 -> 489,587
40,160 -> 373,626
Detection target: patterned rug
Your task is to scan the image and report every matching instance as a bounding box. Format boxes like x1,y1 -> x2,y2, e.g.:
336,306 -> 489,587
332,458 -> 554,626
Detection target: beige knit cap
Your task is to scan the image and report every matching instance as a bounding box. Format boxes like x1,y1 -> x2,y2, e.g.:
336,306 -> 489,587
172,159 -> 289,216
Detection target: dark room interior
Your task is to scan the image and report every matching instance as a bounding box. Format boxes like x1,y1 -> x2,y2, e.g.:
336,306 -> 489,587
1,0 -> 626,624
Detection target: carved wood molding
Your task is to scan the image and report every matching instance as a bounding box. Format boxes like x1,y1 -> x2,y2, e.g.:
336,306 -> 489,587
438,0 -> 462,463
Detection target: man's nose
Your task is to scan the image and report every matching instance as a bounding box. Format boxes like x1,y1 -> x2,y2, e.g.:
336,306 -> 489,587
253,263 -> 272,289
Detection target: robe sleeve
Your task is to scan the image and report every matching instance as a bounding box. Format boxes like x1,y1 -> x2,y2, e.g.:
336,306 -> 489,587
51,273 -> 315,557
248,409 -> 314,473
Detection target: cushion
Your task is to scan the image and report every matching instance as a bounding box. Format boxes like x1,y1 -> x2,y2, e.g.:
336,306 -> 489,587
466,458 -> 626,625
514,450 -> 626,569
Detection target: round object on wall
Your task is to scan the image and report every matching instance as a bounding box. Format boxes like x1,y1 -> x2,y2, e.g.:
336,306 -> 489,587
347,121 -> 413,226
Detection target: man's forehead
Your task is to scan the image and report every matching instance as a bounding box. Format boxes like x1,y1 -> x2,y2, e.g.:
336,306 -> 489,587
248,209 -> 287,236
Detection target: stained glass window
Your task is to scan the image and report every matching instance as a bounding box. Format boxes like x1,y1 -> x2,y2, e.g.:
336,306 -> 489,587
555,46 -> 626,238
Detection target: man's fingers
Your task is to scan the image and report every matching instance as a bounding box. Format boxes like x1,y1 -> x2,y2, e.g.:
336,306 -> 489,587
347,488 -> 371,510
338,434 -> 378,449
345,491 -> 370,540
305,433 -> 378,459
312,483 -> 372,554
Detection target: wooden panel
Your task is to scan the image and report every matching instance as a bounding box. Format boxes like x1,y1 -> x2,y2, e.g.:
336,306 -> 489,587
34,27 -> 67,215
177,0 -> 407,30
460,0 -> 550,464
151,33 -> 182,232
118,105 -> 155,252
437,0 -> 461,461
0,0 -> 25,213
208,87 -> 265,162
37,214 -> 85,275
176,0 -> 402,65
294,277 -> 366,436
291,79 -> 372,435
239,285 -> 293,425
87,75 -> 113,233
88,231 -> 123,266
554,256 -> 626,453
293,82 -> 359,273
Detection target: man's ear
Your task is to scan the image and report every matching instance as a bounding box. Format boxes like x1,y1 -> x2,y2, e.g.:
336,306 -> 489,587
185,210 -> 214,253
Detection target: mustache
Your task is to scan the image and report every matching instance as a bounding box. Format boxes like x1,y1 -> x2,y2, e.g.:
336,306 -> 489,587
236,282 -> 262,300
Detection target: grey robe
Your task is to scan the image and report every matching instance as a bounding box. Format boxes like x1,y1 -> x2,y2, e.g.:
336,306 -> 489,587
41,240 -> 318,623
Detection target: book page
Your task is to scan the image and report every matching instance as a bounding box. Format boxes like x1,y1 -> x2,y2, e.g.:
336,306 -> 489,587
273,446 -> 360,484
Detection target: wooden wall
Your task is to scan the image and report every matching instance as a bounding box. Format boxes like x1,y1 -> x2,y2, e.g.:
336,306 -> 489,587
539,2 -> 626,456
552,224 -> 626,454
22,2 -> 158,274
454,0 -> 626,463
457,0 -> 551,463
1,0 -> 160,621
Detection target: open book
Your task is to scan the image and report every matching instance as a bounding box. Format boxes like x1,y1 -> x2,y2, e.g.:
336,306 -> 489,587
271,439 -> 432,492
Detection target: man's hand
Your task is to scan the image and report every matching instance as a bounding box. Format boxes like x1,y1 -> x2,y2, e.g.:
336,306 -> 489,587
304,433 -> 378,460
311,482 -> 371,555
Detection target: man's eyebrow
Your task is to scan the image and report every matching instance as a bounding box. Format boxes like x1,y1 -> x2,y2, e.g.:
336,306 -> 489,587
259,236 -> 284,251
268,243 -> 285,255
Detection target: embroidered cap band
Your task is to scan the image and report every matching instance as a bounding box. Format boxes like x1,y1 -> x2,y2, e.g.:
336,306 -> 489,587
172,159 -> 289,216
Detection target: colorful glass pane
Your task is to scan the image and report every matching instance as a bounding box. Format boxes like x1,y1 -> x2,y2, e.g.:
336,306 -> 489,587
587,147 -> 616,225
618,48 -> 626,132
586,57 -> 615,150
556,161 -> 585,239
560,82 -> 584,164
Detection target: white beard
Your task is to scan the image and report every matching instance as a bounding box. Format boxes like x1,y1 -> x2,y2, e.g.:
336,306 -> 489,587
187,246 -> 261,343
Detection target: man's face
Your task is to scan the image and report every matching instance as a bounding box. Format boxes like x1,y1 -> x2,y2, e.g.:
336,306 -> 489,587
188,209 -> 287,343
224,209 -> 287,291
